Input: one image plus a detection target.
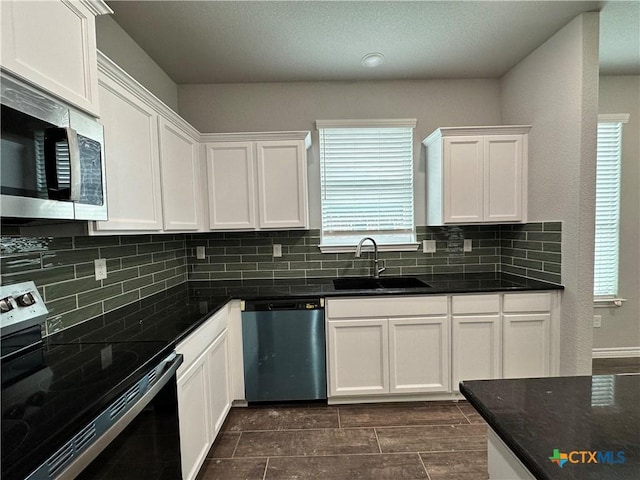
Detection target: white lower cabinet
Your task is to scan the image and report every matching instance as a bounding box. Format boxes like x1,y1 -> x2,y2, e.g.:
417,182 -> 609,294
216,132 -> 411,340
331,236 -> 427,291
502,292 -> 553,378
177,353 -> 211,480
176,306 -> 231,480
327,291 -> 560,402
207,330 -> 232,434
327,319 -> 389,396
326,296 -> 449,399
389,317 -> 449,393
451,294 -> 501,391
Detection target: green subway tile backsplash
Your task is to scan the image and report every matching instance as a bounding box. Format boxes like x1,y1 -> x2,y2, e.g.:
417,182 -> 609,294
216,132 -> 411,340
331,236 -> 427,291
1,234 -> 188,335
0,222 -> 561,335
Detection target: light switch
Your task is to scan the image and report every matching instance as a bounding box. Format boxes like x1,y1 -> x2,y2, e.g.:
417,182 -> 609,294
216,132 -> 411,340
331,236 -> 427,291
196,246 -> 206,260
463,239 -> 473,252
273,244 -> 282,257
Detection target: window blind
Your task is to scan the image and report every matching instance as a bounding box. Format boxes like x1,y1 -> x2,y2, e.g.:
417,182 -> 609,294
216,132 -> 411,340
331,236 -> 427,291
594,121 -> 623,297
319,125 -> 415,246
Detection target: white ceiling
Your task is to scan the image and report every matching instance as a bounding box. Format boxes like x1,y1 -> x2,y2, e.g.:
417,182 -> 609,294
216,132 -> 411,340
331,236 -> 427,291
106,1 -> 640,84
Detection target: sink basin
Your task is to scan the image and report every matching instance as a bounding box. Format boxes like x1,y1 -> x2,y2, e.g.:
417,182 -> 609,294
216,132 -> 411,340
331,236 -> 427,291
333,277 -> 431,290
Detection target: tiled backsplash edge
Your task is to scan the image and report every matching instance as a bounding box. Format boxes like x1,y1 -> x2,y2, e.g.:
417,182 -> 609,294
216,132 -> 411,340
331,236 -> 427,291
0,234 -> 187,335
499,222 -> 562,284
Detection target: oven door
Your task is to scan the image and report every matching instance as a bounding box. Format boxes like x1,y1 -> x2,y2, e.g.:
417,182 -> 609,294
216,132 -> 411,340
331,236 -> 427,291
25,353 -> 183,480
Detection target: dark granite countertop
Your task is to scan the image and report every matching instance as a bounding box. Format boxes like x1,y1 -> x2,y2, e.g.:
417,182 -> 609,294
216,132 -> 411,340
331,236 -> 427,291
3,273 -> 561,479
460,375 -> 640,480
188,272 -> 563,301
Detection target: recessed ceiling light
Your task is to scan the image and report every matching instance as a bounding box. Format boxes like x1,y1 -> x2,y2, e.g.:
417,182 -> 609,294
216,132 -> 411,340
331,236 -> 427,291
361,52 -> 384,68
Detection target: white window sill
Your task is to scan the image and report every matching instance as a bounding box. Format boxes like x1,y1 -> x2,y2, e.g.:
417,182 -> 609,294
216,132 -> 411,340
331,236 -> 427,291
319,242 -> 420,254
594,297 -> 627,308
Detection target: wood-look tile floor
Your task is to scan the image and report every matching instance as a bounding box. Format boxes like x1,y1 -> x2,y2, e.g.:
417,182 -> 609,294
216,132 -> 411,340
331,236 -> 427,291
196,401 -> 488,480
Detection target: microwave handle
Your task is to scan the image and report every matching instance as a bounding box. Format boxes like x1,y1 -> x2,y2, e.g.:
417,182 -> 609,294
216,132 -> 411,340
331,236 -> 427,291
65,127 -> 82,202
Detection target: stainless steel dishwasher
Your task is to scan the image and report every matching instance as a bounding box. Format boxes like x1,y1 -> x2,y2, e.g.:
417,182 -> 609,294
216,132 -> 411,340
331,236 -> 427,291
241,298 -> 326,402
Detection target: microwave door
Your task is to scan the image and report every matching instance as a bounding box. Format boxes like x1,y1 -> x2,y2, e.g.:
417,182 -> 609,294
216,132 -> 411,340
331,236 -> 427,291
70,110 -> 108,221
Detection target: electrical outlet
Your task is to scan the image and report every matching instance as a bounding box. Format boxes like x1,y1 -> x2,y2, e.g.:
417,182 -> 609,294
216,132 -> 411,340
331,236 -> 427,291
273,244 -> 282,257
196,246 -> 206,260
593,315 -> 602,328
94,259 -> 107,280
463,239 -> 473,252
423,240 -> 436,253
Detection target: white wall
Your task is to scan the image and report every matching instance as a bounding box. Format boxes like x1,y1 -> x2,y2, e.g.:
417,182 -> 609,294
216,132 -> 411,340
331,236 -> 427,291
500,13 -> 600,375
178,79 -> 502,227
594,75 -> 640,351
95,16 -> 179,110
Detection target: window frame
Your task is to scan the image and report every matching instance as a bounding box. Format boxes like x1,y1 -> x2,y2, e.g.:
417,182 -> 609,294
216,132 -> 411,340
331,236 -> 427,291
593,113 -> 629,307
316,118 -> 419,253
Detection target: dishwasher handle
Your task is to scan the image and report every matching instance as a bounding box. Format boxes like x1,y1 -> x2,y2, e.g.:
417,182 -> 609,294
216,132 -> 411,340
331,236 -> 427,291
243,298 -> 323,312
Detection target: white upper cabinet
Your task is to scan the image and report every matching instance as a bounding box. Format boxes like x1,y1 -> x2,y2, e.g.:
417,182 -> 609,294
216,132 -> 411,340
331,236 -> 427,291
205,142 -> 257,230
256,140 -> 308,229
0,0 -> 111,116
203,132 -> 311,231
93,62 -> 163,232
423,126 -> 531,225
91,53 -> 202,234
159,118 -> 201,231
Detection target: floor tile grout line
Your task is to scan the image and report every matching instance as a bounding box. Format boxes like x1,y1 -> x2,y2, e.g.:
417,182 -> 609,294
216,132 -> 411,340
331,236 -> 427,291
456,404 -> 473,424
337,406 -> 342,429
231,431 -> 242,458
373,427 -> 382,454
417,452 -> 433,480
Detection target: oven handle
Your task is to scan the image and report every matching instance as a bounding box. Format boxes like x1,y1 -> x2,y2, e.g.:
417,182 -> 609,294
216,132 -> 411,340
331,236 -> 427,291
52,352 -> 184,480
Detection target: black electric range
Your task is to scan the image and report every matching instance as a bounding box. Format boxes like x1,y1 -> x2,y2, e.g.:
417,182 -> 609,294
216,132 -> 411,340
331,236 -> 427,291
2,340 -> 174,480
0,283 -> 213,480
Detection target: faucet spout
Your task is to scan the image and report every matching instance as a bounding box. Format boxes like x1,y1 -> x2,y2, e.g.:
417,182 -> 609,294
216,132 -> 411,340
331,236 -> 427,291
355,237 -> 386,279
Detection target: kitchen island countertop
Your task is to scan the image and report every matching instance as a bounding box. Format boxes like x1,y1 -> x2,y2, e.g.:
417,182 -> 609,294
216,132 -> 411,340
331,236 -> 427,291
460,374 -> 640,480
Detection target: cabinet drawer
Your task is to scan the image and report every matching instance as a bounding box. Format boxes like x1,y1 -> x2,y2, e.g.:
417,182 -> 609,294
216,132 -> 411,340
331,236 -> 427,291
452,294 -> 500,314
503,293 -> 551,313
177,305 -> 228,372
327,295 -> 447,319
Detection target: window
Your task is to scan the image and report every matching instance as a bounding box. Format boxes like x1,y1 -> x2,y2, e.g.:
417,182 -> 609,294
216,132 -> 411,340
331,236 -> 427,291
317,119 -> 417,251
594,114 -> 628,299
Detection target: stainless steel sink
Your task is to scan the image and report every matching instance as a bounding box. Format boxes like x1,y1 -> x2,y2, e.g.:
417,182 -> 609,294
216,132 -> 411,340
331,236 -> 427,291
333,276 -> 431,290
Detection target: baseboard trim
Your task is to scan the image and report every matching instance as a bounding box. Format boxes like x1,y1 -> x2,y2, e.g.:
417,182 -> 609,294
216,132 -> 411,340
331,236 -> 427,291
592,347 -> 640,359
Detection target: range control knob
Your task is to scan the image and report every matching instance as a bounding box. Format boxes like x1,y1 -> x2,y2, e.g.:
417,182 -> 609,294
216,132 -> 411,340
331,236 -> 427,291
0,297 -> 13,313
16,292 -> 36,307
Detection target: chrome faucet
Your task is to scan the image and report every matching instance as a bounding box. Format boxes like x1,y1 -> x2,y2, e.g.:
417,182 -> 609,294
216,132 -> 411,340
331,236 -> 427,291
355,237 -> 386,279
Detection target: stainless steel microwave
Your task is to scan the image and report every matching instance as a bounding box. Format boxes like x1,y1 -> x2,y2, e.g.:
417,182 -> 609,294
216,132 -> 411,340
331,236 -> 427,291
0,73 -> 107,221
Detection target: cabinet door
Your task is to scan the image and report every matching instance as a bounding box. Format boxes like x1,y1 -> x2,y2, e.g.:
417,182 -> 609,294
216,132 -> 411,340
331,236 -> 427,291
206,142 -> 256,230
159,118 -> 201,231
1,0 -> 100,115
95,76 -> 163,231
256,140 -> 308,229
177,354 -> 212,480
443,136 -> 484,223
207,330 -> 231,437
483,135 -> 523,222
503,313 -> 551,378
327,319 -> 389,397
452,315 -> 501,391
389,317 -> 450,393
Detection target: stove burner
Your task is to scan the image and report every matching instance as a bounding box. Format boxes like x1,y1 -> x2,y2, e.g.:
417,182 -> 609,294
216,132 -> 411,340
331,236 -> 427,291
1,419 -> 29,459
